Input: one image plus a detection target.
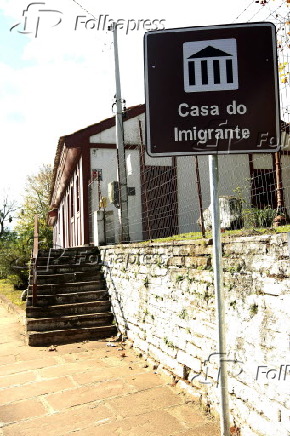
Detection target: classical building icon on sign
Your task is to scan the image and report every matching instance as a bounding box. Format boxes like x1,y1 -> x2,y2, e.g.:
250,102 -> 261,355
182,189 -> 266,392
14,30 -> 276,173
183,38 -> 239,92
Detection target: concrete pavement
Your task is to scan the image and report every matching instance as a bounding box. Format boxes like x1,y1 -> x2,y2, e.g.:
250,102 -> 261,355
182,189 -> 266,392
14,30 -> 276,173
0,302 -> 219,436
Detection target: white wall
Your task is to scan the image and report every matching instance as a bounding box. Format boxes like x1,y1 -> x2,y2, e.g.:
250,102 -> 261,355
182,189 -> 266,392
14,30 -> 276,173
100,234 -> 290,436
90,147 -> 143,243
126,150 -> 143,242
281,154 -> 290,215
90,113 -> 145,145
176,154 -> 251,234
90,148 -> 119,243
253,154 -> 273,170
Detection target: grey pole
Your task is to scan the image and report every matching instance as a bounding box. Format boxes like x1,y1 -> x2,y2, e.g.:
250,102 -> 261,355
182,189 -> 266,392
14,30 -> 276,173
208,154 -> 230,436
112,22 -> 130,243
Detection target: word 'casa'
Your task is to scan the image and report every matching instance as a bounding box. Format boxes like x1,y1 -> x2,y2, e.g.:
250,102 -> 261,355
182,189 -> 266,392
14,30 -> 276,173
178,103 -> 219,117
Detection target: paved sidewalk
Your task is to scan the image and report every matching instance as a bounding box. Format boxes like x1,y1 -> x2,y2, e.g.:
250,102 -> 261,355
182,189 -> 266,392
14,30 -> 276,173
0,303 -> 219,436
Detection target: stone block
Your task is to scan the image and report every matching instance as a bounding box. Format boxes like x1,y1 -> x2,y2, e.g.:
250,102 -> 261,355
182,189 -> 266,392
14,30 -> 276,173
176,350 -> 202,372
184,256 -> 210,268
247,409 -> 281,436
148,344 -> 185,378
175,379 -> 202,400
133,336 -> 149,353
168,256 -> 185,267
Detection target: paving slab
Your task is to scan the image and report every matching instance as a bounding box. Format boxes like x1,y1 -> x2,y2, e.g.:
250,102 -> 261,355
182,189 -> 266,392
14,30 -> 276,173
0,303 -> 220,436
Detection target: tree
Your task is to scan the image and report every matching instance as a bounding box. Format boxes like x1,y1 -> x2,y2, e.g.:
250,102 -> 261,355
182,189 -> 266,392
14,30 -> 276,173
0,231 -> 29,288
0,164 -> 54,288
15,163 -> 53,249
0,196 -> 17,237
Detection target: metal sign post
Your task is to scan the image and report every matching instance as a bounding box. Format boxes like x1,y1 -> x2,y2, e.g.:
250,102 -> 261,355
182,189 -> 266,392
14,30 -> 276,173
111,22 -> 130,243
209,154 -> 230,436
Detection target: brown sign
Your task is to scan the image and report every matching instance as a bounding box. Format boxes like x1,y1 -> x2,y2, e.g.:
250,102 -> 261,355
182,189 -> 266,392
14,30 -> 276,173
144,23 -> 280,156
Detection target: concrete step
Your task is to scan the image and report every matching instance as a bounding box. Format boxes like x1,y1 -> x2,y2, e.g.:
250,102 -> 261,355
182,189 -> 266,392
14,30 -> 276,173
38,247 -> 100,257
37,248 -> 101,265
28,280 -> 106,295
36,255 -> 102,267
26,246 -> 116,347
36,264 -> 102,274
27,325 -> 117,346
26,301 -> 111,318
26,290 -> 109,307
26,312 -> 114,332
29,270 -> 103,285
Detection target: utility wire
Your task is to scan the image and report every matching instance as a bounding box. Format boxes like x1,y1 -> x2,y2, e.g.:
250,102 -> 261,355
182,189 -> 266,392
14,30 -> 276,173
70,0 -> 98,20
232,0 -> 256,22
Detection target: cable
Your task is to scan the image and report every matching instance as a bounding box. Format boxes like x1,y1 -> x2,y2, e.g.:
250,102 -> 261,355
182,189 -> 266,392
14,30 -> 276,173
70,0 -> 98,21
232,0 -> 256,22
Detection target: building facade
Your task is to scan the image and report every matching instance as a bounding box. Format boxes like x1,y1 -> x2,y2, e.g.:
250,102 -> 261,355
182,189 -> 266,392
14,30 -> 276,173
49,105 -> 290,248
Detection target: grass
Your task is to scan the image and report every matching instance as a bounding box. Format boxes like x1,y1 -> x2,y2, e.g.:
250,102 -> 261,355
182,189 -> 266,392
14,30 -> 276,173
0,280 -> 25,309
139,225 -> 290,244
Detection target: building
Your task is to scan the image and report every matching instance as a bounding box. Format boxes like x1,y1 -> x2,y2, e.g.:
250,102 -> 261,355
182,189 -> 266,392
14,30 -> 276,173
48,105 -> 290,248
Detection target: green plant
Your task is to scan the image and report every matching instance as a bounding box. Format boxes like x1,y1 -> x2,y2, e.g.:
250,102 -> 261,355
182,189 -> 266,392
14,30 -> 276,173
143,276 -> 149,288
175,274 -> 185,283
230,300 -> 237,309
154,294 -> 164,301
178,309 -> 188,319
225,264 -> 242,273
163,337 -> 175,348
243,207 -> 276,228
203,290 -> 210,301
249,303 -> 258,317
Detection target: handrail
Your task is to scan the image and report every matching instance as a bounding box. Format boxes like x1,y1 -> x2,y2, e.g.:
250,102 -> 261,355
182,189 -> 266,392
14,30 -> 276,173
32,215 -> 39,306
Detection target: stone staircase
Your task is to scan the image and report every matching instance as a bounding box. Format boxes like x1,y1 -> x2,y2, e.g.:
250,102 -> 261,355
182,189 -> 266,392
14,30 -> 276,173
26,247 -> 117,346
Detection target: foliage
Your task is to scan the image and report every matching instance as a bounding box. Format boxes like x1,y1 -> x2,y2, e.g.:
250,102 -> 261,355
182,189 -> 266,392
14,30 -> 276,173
242,207 -> 276,228
0,164 -> 53,289
0,196 -> 17,236
233,183 -> 277,228
0,231 -> 31,288
15,163 -> 53,250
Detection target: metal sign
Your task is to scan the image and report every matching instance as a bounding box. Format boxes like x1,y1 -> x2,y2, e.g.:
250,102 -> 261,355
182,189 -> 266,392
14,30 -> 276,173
144,22 -> 280,156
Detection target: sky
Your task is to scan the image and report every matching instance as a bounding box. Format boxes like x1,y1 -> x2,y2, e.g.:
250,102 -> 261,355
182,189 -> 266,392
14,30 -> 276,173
0,0 -> 289,207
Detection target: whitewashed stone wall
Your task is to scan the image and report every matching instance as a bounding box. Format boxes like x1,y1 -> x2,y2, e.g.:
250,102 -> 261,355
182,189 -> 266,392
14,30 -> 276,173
99,233 -> 290,436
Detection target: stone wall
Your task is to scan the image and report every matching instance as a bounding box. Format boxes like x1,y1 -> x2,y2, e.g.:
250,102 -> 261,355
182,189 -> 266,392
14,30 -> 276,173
99,233 -> 290,436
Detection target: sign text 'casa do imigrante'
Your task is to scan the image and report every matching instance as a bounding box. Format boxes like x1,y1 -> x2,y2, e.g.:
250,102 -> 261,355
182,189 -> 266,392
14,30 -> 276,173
144,22 -> 280,156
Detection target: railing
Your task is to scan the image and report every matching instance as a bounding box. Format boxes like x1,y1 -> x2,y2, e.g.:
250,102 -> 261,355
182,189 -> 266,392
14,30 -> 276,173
32,215 -> 39,306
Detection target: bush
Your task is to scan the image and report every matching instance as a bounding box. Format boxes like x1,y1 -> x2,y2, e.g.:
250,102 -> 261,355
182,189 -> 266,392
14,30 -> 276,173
242,207 -> 276,228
